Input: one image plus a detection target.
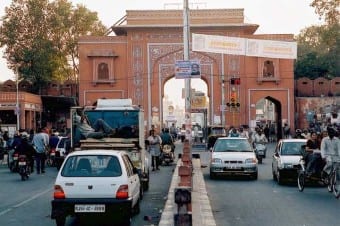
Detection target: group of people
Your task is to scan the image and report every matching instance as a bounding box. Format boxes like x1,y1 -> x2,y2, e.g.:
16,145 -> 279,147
227,126 -> 269,147
146,127 -> 175,171
301,125 -> 340,178
0,128 -> 70,175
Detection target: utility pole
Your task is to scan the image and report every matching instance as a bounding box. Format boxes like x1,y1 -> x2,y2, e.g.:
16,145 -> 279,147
16,66 -> 20,131
183,0 -> 191,142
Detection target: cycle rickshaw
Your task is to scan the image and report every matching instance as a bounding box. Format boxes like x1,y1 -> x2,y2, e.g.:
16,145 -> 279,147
297,149 -> 340,199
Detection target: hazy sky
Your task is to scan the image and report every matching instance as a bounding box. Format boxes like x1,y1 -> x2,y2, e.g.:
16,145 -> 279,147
0,0 -> 323,106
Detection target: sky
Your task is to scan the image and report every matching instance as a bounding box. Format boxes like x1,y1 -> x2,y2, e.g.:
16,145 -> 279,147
0,0 -> 324,106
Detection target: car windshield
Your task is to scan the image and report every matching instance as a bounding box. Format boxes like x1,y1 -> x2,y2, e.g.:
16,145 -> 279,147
214,139 -> 252,152
61,155 -> 122,177
281,142 -> 305,155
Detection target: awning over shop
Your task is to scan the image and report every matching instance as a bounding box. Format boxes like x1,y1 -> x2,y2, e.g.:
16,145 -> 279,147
41,96 -> 78,110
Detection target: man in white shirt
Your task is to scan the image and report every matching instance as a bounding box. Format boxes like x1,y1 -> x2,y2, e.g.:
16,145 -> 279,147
321,126 -> 340,176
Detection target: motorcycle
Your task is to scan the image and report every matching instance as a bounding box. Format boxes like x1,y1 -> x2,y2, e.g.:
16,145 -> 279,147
10,152 -> 19,172
254,143 -> 267,164
46,148 -> 56,167
160,144 -> 174,165
18,154 -> 31,181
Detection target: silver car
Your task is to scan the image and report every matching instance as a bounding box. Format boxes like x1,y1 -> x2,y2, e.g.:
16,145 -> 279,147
272,139 -> 307,184
209,137 -> 258,179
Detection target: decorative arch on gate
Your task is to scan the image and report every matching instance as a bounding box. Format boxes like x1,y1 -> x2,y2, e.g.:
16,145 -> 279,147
265,96 -> 283,140
148,44 -> 222,127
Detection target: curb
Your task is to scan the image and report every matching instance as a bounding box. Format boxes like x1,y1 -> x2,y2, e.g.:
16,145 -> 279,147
159,158 -> 216,226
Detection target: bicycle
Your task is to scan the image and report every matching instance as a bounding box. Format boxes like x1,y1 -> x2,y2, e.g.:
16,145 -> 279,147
328,157 -> 340,199
297,150 -> 328,192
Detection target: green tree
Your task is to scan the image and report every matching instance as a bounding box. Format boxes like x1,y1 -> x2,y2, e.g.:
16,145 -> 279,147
295,25 -> 339,79
295,0 -> 339,79
311,0 -> 340,25
0,0 -> 106,93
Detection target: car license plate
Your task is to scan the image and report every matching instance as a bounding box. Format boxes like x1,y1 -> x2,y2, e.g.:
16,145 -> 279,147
50,153 -> 55,156
226,165 -> 240,169
258,151 -> 264,155
18,162 -> 26,166
13,157 -> 18,160
74,204 -> 105,213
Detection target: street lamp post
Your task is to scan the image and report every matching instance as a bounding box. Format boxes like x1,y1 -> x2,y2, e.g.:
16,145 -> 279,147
15,66 -> 20,131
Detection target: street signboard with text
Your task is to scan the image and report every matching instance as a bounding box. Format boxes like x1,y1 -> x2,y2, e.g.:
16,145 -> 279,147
175,60 -> 201,79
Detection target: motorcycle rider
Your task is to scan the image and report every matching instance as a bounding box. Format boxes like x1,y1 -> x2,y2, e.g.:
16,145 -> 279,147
253,129 -> 268,159
14,132 -> 35,173
254,129 -> 268,145
294,129 -> 305,139
320,126 -> 340,180
160,128 -> 175,153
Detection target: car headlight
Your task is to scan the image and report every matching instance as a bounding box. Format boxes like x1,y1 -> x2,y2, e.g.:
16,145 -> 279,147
211,158 -> 222,164
245,158 -> 257,164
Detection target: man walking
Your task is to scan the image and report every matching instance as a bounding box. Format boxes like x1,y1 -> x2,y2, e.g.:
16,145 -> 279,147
33,128 -> 49,174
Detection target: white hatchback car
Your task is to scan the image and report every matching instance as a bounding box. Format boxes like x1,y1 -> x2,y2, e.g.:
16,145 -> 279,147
51,150 -> 141,226
272,139 -> 307,184
209,137 -> 258,179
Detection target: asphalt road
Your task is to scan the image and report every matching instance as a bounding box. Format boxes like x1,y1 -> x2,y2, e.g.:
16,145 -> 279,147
0,143 -> 180,226
202,142 -> 340,226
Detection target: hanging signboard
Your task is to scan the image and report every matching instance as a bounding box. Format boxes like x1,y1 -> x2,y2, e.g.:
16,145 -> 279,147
246,38 -> 297,59
175,60 -> 201,79
192,33 -> 246,56
192,33 -> 297,59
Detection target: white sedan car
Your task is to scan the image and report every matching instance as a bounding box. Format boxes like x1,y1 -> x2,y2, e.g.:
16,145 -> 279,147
51,150 -> 141,226
272,139 -> 307,184
210,137 -> 258,179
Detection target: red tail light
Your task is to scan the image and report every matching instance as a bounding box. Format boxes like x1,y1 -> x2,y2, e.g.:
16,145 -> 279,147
116,184 -> 129,199
53,185 -> 65,199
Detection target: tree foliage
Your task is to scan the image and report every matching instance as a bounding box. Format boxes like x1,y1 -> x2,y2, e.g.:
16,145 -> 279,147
311,0 -> 340,25
295,0 -> 339,79
0,0 -> 106,94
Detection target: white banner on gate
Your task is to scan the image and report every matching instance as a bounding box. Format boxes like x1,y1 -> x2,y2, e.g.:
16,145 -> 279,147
192,33 -> 246,55
192,33 -> 297,59
246,38 -> 297,59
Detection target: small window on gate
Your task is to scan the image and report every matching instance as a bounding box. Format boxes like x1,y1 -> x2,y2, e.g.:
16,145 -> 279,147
97,63 -> 109,80
263,60 -> 274,77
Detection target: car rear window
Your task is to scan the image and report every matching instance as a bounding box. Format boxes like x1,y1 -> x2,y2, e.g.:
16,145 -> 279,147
61,155 -> 122,177
214,139 -> 252,152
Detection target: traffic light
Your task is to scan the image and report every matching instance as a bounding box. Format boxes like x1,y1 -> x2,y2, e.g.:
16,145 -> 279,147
230,91 -> 237,103
230,78 -> 240,85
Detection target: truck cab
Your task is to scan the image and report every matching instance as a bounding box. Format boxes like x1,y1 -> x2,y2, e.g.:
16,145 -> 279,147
70,99 -> 149,191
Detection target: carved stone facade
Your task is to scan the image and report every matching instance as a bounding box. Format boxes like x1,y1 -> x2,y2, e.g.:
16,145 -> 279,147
78,8 -> 297,139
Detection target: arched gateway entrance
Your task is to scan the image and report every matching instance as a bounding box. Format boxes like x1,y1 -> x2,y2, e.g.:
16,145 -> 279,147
78,9 -> 296,135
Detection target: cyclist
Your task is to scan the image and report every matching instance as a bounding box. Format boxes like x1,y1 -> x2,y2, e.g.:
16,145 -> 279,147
320,126 -> 340,179
305,131 -> 321,176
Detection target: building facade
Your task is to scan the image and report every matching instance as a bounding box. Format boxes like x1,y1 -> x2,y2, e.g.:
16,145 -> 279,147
78,9 -> 296,139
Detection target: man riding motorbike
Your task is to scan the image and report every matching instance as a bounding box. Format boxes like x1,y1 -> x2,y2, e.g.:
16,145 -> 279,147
253,129 -> 268,160
14,132 -> 35,173
160,128 -> 175,152
160,128 -> 175,163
